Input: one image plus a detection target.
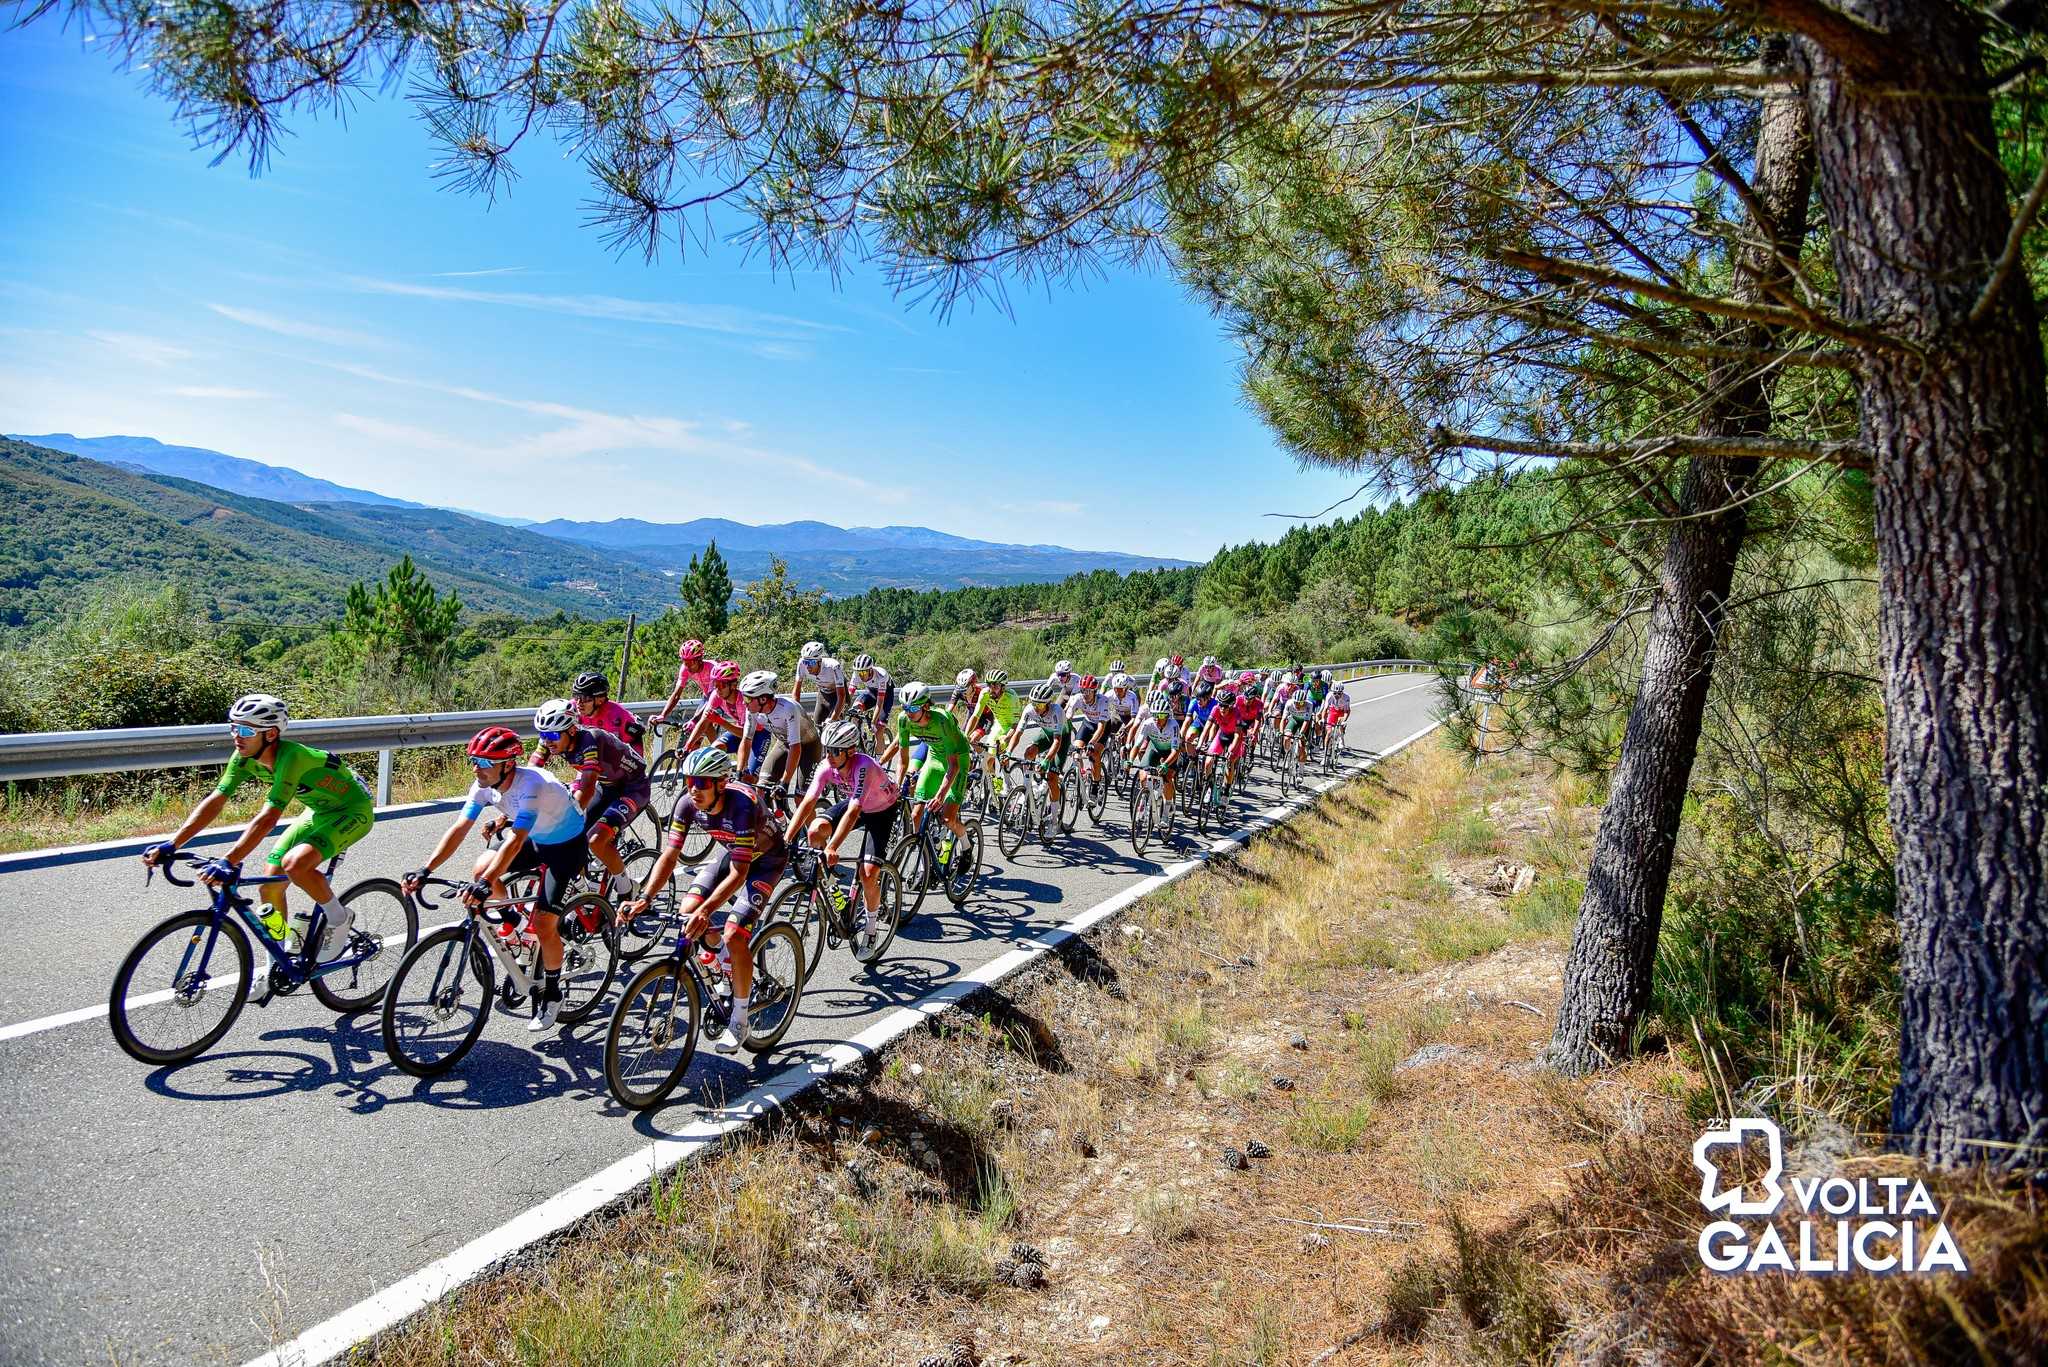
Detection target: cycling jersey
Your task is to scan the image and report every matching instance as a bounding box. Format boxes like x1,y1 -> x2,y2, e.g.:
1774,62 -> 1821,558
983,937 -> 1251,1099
1068,692 -> 1111,725
895,703 -> 972,758
463,765 -> 584,845
1109,688 -> 1142,720
579,699 -> 645,752
1183,698 -> 1218,736
1235,695 -> 1264,727
1207,702 -> 1241,734
1131,716 -> 1180,761
700,686 -> 747,735
1015,698 -> 1069,738
796,655 -> 844,691
1049,672 -> 1079,698
664,781 -> 786,868
951,683 -> 984,723
971,686 -> 1021,735
216,740 -> 373,817
848,663 -> 892,692
673,658 -> 733,695
806,752 -> 901,815
548,725 -> 647,806
742,696 -> 813,751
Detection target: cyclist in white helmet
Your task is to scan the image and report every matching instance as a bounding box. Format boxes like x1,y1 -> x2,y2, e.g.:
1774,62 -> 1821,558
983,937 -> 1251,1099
793,640 -> 846,725
846,652 -> 896,724
142,694 -> 374,971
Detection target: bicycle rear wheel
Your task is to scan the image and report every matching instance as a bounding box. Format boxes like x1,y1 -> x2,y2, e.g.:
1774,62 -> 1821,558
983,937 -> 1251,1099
1130,784 -> 1153,857
997,784 -> 1029,859
765,880 -> 830,986
853,857 -> 904,964
109,911 -> 253,1065
311,878 -> 418,1013
742,922 -> 805,1052
614,844 -> 674,962
604,959 -> 701,1110
555,895 -> 619,1025
890,828 -> 934,922
943,818 -> 983,907
381,925 -> 494,1077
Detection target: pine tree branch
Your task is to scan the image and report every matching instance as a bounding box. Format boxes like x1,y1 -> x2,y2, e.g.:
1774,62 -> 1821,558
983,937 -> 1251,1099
1969,151 -> 2048,325
1741,0 -> 1897,77
1434,428 -> 1871,469
1498,303 -> 1859,368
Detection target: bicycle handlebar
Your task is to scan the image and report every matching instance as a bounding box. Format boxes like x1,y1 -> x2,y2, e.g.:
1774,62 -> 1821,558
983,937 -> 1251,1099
408,875 -> 524,925
146,849 -> 200,888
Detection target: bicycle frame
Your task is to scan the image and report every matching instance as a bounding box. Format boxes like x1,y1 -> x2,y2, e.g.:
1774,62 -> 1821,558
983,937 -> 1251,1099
150,852 -> 362,993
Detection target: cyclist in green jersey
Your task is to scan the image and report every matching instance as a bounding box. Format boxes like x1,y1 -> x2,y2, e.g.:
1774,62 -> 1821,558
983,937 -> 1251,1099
886,682 -> 975,864
141,694 -> 374,962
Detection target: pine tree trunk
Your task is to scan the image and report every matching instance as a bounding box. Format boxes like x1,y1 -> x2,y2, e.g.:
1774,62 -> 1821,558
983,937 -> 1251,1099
1546,80 -> 1815,1074
1798,4 -> 2048,1167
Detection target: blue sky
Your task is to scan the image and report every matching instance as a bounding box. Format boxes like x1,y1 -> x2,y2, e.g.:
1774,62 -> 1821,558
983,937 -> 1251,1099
0,21 -> 1373,562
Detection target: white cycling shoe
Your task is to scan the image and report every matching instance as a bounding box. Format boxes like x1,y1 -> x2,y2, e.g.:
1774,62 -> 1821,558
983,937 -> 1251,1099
710,1018 -> 747,1053
527,995 -> 560,1032
315,908 -> 356,963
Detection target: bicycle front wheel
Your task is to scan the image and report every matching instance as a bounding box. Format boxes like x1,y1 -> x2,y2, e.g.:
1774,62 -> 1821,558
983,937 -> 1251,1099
944,819 -> 983,907
853,857 -> 904,964
890,829 -> 934,922
311,877 -> 418,1013
555,895 -> 619,1025
109,911 -> 253,1066
1130,785 -> 1152,858
997,784 -> 1030,859
743,922 -> 805,1052
765,880 -> 830,987
381,925 -> 494,1077
605,959 -> 701,1110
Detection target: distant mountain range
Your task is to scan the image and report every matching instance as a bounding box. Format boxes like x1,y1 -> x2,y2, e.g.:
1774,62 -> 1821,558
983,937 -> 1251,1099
0,434 -> 1192,627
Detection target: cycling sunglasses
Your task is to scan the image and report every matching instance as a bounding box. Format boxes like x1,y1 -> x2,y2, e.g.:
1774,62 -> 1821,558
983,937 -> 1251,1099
537,729 -> 567,743
228,723 -> 261,739
469,755 -> 506,769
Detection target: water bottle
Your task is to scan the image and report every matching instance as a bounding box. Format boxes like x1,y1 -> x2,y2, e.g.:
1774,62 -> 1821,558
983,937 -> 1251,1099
258,904 -> 290,945
286,908 -> 315,952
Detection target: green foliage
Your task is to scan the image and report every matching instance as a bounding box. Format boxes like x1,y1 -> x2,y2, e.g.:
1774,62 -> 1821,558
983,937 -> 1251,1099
339,555 -> 463,687
678,540 -> 732,638
0,583 -> 255,732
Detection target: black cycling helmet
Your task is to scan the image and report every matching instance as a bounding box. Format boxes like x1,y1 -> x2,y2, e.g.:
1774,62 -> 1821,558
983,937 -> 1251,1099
571,670 -> 608,700
1195,680 -> 1214,699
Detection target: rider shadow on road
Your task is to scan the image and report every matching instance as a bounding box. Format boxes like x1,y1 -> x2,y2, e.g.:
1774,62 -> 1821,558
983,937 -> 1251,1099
801,955 -> 952,1021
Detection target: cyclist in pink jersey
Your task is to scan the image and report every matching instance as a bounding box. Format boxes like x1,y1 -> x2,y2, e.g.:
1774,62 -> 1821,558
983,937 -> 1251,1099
653,639 -> 730,727
787,719 -> 901,954
683,661 -> 747,755
568,670 -> 645,754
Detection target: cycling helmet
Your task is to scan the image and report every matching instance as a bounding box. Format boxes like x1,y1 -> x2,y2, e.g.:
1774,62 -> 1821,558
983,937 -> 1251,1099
1195,680 -> 1214,699
1202,655 -> 1217,667
677,638 -> 705,663
228,693 -> 289,731
851,652 -> 875,673
739,669 -> 778,698
1171,654 -> 1184,666
800,640 -> 827,661
821,719 -> 861,751
571,670 -> 608,699
1030,681 -> 1060,704
901,681 -> 932,708
1218,684 -> 1237,701
1239,670 -> 1256,685
1154,657 -> 1171,674
679,746 -> 734,780
1167,678 -> 1187,697
1283,671 -> 1300,686
955,667 -> 978,688
987,668 -> 1009,685
1109,672 -> 1131,690
1151,696 -> 1172,717
1109,659 -> 1126,672
1319,669 -> 1332,682
467,726 -> 524,761
1079,674 -> 1098,691
1053,659 -> 1074,676
534,698 -> 578,733
710,661 -> 740,684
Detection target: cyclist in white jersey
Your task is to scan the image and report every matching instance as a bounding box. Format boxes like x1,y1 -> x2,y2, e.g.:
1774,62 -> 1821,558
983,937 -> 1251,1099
793,641 -> 846,724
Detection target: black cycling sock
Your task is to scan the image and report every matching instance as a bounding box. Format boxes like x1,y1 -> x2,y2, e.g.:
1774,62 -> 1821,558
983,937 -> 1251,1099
543,968 -> 562,1003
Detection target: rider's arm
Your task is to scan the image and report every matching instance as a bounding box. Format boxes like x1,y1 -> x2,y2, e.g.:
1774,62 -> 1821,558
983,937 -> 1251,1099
825,801 -> 864,857
480,825 -> 528,884
151,790 -> 230,858
779,710 -> 804,788
416,815 -> 477,880
655,676 -> 686,724
220,802 -> 286,866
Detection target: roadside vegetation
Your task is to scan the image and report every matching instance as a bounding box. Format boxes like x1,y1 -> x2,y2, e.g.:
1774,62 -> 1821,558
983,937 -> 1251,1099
354,742 -> 2043,1366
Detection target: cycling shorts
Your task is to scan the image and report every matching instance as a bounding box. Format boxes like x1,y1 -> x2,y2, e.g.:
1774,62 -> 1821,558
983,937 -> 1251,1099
1285,714 -> 1311,734
809,687 -> 841,725
1133,744 -> 1176,772
504,831 -> 589,914
822,797 -> 898,862
1205,731 -> 1237,758
685,845 -> 787,931
913,751 -> 970,806
268,805 -> 374,866
1073,718 -> 1112,747
583,780 -> 650,837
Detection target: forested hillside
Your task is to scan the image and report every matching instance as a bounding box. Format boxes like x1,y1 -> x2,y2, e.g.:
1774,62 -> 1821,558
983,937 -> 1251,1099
0,437 -> 675,625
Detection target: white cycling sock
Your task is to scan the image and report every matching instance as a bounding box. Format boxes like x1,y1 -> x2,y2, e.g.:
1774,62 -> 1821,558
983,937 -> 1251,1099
319,897 -> 349,927
730,995 -> 750,1029
613,871 -> 637,898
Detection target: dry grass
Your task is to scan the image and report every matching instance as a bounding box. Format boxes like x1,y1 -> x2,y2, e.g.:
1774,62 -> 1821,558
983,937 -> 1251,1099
362,738 -> 2043,1367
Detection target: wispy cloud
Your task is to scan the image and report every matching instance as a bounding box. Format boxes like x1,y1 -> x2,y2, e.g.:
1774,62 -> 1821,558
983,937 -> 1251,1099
208,303 -> 384,350
88,330 -> 193,367
167,384 -> 272,400
323,361 -> 901,500
343,276 -> 847,343
429,267 -> 531,278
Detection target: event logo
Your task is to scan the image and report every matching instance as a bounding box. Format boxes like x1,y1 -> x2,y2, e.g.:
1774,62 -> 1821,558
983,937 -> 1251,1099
1691,1117 -> 1968,1275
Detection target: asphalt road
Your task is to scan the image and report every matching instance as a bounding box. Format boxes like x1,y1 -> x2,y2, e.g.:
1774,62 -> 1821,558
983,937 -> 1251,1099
0,677 -> 1440,1366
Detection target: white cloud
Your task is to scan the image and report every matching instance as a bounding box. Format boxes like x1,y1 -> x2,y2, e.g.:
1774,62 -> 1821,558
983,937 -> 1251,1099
167,385 -> 271,400
87,330 -> 193,367
344,276 -> 847,343
208,303 -> 384,350
429,267 -> 530,278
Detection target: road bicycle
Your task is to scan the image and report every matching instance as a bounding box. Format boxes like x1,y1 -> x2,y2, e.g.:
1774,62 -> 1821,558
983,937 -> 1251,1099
766,839 -> 904,984
109,851 -> 416,1065
1194,749 -> 1235,834
378,874 -> 618,1077
1319,717 -> 1349,773
996,756 -> 1075,858
1126,760 -> 1176,857
890,793 -> 985,919
1067,745 -> 1111,830
602,908 -> 807,1110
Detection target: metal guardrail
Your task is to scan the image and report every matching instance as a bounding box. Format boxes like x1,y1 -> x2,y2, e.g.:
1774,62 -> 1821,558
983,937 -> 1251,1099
0,659 -> 1445,799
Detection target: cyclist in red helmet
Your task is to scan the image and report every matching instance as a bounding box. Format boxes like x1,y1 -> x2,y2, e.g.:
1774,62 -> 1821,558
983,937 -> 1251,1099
402,726 -> 588,1032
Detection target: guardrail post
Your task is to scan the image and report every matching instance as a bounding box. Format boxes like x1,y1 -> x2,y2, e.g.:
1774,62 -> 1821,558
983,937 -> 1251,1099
376,749 -> 393,805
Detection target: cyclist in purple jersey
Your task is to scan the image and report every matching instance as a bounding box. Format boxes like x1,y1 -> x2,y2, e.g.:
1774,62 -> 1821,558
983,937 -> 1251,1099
533,698 -> 649,904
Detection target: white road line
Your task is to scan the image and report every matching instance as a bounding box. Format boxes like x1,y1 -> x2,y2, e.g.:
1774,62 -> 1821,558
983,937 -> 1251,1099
240,719 -> 1443,1367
